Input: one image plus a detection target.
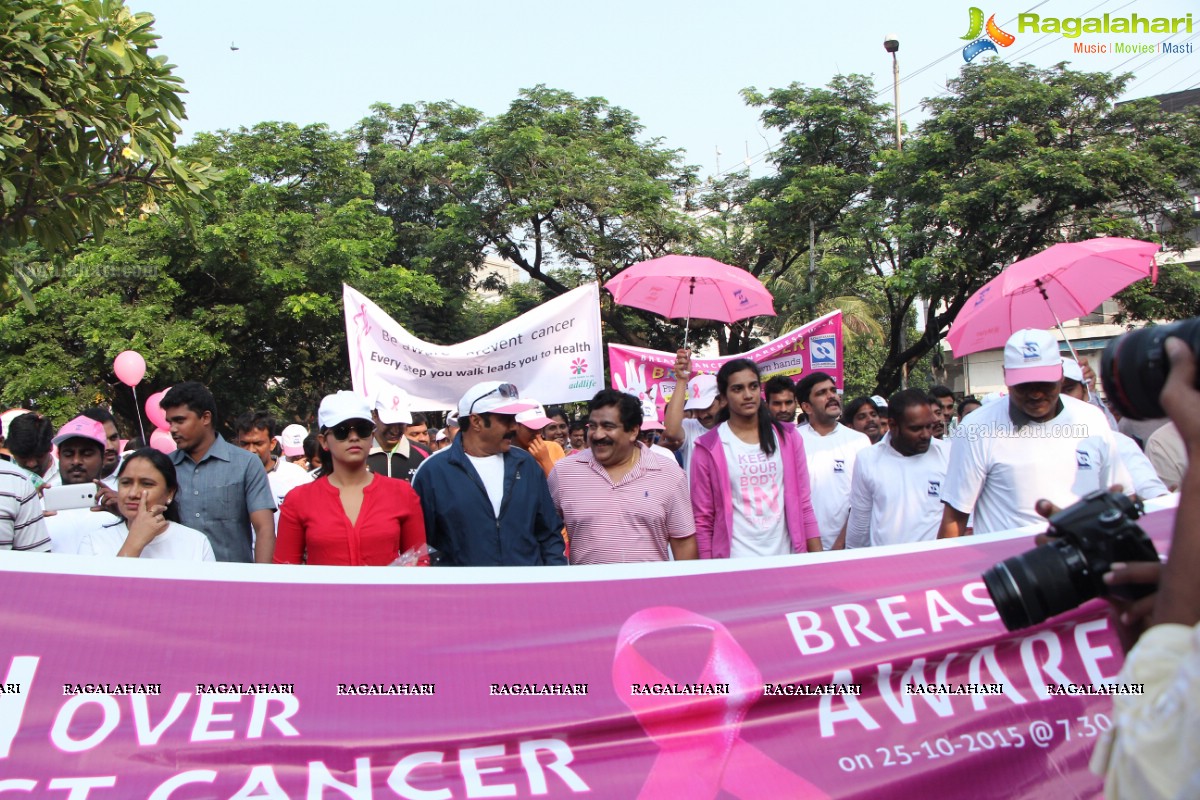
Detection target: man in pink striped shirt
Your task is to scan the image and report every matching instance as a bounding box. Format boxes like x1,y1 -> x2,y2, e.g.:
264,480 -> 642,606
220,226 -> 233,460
548,390 -> 697,565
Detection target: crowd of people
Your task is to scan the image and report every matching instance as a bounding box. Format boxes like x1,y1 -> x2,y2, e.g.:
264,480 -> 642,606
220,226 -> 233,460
0,328 -> 1187,570
0,326 -> 1196,797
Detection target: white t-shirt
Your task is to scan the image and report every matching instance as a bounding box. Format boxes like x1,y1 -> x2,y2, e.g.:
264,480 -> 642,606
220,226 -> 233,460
941,395 -> 1120,535
1115,432 -> 1169,500
269,459 -> 313,515
648,443 -> 681,467
679,417 -> 711,474
718,424 -> 789,558
466,453 -> 506,518
79,519 -> 215,561
46,507 -> 102,554
846,438 -> 950,548
797,423 -> 871,548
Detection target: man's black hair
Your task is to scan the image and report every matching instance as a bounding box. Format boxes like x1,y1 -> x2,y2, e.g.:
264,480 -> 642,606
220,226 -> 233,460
235,410 -> 277,437
888,389 -> 934,422
793,371 -> 835,406
929,384 -> 955,401
587,389 -> 643,432
568,420 -> 588,435
763,375 -> 796,400
841,396 -> 879,427
6,413 -> 53,459
958,396 -> 982,417
160,382 -> 218,427
409,412 -> 427,427
81,407 -> 116,427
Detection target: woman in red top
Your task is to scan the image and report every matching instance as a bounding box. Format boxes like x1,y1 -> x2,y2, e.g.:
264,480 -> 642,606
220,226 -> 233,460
274,391 -> 425,565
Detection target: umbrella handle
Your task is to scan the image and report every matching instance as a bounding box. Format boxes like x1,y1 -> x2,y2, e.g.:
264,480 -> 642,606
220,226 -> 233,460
682,277 -> 695,351
1036,278 -> 1083,364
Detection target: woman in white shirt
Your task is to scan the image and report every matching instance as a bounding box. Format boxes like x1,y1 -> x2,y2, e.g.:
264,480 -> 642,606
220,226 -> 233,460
78,448 -> 215,561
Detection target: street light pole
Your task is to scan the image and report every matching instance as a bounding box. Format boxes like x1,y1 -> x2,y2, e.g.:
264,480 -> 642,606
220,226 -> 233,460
884,34 -> 901,151
884,34 -> 907,388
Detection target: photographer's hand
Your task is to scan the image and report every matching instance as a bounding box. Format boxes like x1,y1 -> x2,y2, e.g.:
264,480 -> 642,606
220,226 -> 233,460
1152,337 -> 1200,628
1103,562 -> 1162,652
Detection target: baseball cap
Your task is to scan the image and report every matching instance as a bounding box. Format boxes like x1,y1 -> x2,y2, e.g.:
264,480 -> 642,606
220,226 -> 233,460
684,374 -> 719,411
318,391 -> 374,430
870,395 -> 888,410
1003,329 -> 1064,386
373,387 -> 413,425
639,397 -> 662,431
515,402 -> 554,430
457,381 -> 537,418
1061,359 -> 1084,384
278,424 -> 307,457
52,416 -> 108,450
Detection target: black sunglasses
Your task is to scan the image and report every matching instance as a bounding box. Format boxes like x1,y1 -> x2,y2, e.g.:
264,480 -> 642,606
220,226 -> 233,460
326,420 -> 374,441
467,383 -> 519,416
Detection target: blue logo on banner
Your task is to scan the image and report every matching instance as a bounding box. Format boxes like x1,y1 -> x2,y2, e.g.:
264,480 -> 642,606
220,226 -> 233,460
1076,450 -> 1092,469
833,459 -> 845,474
811,334 -> 837,368
928,480 -> 941,497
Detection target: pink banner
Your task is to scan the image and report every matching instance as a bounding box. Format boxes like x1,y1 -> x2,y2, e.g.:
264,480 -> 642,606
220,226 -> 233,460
609,311 -> 843,417
0,506 -> 1175,799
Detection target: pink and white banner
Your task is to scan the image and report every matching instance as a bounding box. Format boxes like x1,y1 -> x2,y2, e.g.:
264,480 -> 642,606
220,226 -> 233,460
0,505 -> 1174,799
609,311 -> 843,417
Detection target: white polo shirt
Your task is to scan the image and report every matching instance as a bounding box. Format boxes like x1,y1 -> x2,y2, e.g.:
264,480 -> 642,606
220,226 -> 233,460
941,394 -> 1119,535
797,422 -> 871,548
846,437 -> 950,548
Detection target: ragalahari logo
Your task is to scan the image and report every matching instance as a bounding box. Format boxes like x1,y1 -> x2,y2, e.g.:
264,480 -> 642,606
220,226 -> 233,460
962,7 -> 1016,62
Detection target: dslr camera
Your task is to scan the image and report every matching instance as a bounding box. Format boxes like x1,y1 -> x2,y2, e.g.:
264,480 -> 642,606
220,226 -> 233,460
1101,315 -> 1200,419
983,491 -> 1159,631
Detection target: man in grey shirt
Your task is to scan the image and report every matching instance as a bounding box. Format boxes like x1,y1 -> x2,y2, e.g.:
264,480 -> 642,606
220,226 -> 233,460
160,382 -> 275,562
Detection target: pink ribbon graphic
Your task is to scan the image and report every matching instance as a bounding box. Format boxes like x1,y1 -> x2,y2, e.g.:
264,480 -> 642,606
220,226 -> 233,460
612,607 -> 829,799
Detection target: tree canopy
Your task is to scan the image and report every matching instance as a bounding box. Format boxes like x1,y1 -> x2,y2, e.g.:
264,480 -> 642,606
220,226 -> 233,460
2,47 -> 1198,428
0,0 -> 212,263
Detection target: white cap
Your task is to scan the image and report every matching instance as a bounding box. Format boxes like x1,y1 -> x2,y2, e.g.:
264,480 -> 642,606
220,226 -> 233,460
319,391 -> 373,430
869,395 -> 888,409
684,374 -> 719,410
1003,329 -> 1063,386
435,428 -> 448,442
374,387 -> 413,425
0,408 -> 30,439
515,402 -> 554,430
278,424 -> 307,457
983,391 -> 1008,405
457,381 -> 536,418
1061,359 -> 1084,384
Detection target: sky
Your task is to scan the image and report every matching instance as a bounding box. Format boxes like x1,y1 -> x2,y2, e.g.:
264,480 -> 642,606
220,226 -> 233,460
135,0 -> 1200,180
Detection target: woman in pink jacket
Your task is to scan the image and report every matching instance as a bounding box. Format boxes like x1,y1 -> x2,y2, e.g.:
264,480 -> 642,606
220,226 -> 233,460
690,359 -> 822,557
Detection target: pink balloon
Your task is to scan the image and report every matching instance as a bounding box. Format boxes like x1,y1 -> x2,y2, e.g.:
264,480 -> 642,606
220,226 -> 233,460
145,389 -> 170,430
149,428 -> 176,454
113,350 -> 146,387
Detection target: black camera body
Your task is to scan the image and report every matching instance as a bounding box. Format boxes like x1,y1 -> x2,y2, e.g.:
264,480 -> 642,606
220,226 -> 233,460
983,491 -> 1160,631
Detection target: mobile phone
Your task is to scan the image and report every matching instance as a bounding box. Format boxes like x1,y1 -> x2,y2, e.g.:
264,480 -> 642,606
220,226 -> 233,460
42,484 -> 97,512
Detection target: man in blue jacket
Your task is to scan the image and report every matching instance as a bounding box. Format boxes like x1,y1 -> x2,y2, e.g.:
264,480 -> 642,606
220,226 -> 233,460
412,381 -> 567,566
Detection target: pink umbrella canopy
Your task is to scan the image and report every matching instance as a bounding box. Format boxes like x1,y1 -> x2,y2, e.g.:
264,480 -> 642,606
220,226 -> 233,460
604,255 -> 776,325
947,237 -> 1160,357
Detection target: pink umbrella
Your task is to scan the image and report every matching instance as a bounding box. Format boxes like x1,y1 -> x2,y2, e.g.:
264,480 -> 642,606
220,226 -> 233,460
947,237 -> 1160,358
604,255 -> 775,348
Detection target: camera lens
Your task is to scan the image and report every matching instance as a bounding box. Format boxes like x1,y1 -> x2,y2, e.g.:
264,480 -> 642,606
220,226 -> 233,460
1101,317 -> 1200,420
982,541 -> 1095,631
